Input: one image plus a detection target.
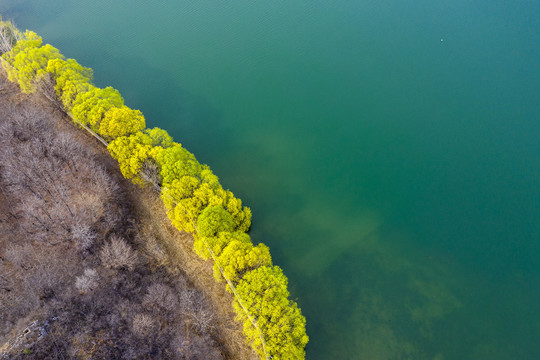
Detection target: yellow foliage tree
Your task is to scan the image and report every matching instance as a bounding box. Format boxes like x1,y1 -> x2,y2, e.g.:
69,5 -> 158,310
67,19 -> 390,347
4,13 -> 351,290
197,205 -> 235,238
165,196 -> 202,233
155,144 -> 202,186
235,266 -> 309,360
1,30 -> 62,93
144,127 -> 174,148
46,58 -> 93,110
107,129 -> 163,184
161,175 -> 252,235
99,106 -> 146,141
194,231 -> 251,261
161,176 -> 200,211
214,240 -> 272,285
72,85 -> 124,131
223,191 -> 252,233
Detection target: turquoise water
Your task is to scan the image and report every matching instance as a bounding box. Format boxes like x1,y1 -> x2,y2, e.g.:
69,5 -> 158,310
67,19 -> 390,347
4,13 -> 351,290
2,1 -> 540,358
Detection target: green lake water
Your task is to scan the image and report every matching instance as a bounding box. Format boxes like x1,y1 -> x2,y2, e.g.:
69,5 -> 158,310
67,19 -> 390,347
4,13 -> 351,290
2,1 -> 539,358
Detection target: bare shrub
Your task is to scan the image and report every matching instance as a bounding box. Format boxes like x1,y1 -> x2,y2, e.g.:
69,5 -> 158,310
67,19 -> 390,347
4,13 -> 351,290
1,106 -> 50,143
132,313 -> 157,338
140,158 -> 162,188
23,262 -> 64,301
173,332 -> 223,360
71,222 -> 96,251
190,304 -> 216,334
145,237 -> 168,265
143,283 -> 178,314
34,72 -> 63,110
0,20 -> 22,55
4,243 -> 34,270
100,236 -> 138,271
75,268 -> 99,294
0,241 -> 77,335
71,191 -> 106,226
180,289 -> 215,333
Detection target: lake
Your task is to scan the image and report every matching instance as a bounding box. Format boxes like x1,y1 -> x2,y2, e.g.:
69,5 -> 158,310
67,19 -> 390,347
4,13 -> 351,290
2,0 -> 539,358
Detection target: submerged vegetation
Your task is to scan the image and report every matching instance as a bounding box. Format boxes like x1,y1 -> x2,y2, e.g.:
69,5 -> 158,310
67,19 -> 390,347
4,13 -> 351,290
0,16 -> 308,359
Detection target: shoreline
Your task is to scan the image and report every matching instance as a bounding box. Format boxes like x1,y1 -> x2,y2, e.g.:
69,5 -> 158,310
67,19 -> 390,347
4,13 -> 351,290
0,19 -> 308,358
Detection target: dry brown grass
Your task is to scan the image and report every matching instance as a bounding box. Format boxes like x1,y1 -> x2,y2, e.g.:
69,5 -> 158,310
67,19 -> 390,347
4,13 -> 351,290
130,187 -> 258,360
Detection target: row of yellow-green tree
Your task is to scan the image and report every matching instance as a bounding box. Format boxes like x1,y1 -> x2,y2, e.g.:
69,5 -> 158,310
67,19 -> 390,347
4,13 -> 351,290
1,20 -> 308,360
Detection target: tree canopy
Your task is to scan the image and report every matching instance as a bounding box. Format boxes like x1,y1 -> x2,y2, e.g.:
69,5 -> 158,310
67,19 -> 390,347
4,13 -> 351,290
100,106 -> 146,140
72,85 -> 124,130
235,266 -> 309,360
2,30 -> 62,93
194,230 -> 251,261
214,240 -> 272,285
197,205 -> 235,238
108,129 -> 164,184
46,58 -> 93,110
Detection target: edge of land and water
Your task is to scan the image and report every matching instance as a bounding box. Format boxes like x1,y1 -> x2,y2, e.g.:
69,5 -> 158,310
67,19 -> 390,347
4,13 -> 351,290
0,17 -> 307,359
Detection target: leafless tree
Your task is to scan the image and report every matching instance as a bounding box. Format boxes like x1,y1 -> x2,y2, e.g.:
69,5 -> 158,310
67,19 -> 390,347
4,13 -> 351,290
144,236 -> 168,265
173,332 -> 223,360
132,313 -> 158,338
0,19 -> 22,55
0,102 -> 125,245
180,288 -> 216,334
141,158 -> 163,189
71,222 -> 96,251
75,268 -> 99,294
4,243 -> 34,270
143,283 -> 178,314
34,72 -> 64,111
100,236 -> 138,271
